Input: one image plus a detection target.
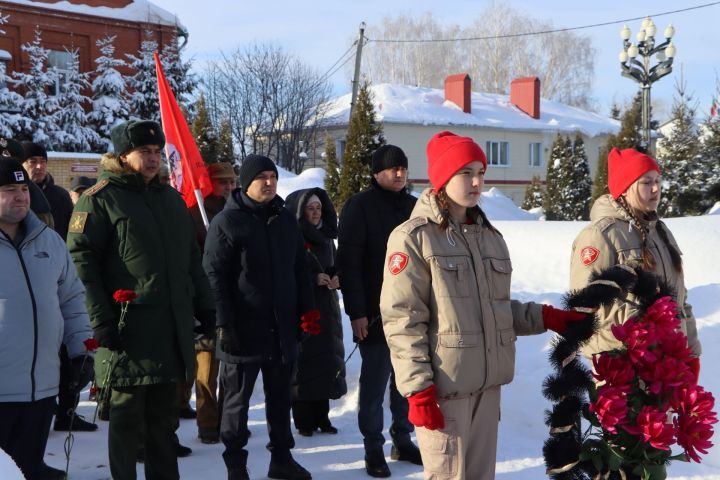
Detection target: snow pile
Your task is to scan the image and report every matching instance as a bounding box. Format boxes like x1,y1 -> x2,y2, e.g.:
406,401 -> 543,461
708,202 -> 720,215
0,450 -> 23,480
2,0 -> 180,27
321,83 -> 620,138
276,166 -> 326,199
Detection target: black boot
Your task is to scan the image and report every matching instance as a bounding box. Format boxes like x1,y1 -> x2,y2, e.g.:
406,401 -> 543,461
391,442 -> 422,465
37,462 -> 66,480
228,466 -> 250,480
268,453 -> 312,480
364,450 -> 390,478
54,412 -> 98,432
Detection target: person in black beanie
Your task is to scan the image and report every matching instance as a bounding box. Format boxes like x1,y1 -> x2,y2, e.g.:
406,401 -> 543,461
21,142 -> 74,240
336,144 -> 420,477
203,154 -> 319,480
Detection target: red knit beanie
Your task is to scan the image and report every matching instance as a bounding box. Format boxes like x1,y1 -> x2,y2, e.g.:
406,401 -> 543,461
607,147 -> 661,199
426,131 -> 487,189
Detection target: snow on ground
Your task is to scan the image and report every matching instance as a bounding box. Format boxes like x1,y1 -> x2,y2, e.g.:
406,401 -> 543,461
28,169 -> 720,479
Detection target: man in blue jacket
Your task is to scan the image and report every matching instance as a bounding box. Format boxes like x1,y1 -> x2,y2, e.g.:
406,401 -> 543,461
0,149 -> 94,480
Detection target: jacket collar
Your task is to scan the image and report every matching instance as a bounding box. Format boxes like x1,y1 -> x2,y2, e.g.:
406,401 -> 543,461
412,188 -> 483,230
590,194 -> 657,229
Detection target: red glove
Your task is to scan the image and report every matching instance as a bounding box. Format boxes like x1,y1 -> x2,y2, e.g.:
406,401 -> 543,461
689,357 -> 700,384
542,305 -> 586,335
300,309 -> 321,336
407,384 -> 444,430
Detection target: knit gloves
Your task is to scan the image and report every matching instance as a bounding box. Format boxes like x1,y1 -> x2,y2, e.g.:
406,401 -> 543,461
407,384 -> 444,430
542,305 -> 587,335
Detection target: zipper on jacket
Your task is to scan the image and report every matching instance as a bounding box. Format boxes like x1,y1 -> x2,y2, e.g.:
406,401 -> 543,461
1,232 -> 40,401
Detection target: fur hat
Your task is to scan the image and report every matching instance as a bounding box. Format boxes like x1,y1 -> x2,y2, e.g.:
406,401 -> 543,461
607,147 -> 661,199
0,156 -> 29,187
21,142 -> 47,161
207,162 -> 237,180
426,131 -> 487,189
0,137 -> 25,161
371,145 -> 408,174
111,120 -> 165,155
239,154 -> 277,192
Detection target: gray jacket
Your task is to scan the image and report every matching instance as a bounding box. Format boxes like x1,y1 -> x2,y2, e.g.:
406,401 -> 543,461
0,210 -> 92,402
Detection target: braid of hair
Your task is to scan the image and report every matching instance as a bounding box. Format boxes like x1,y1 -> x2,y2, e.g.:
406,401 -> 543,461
617,195 -> 656,270
477,207 -> 500,236
655,221 -> 684,274
433,189 -> 452,231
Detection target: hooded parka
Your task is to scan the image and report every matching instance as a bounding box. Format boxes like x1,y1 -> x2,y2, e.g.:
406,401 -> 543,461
285,188 -> 347,401
380,189 -> 545,399
570,194 -> 701,358
67,154 -> 215,387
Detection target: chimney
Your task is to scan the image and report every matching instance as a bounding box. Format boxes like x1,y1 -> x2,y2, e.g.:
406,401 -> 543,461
444,74 -> 471,113
510,76 -> 540,119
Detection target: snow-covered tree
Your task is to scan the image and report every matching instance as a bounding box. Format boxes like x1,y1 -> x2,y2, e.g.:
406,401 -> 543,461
337,81 -> 385,210
53,48 -> 99,152
161,34 -> 196,112
658,80 -> 703,216
191,93 -> 218,163
543,134 -> 567,220
553,136 -> 578,220
126,35 -> 159,122
699,101 -> 720,210
0,12 -> 23,137
88,35 -> 130,151
521,175 -> 544,210
323,134 -> 340,206
564,134 -> 592,220
12,29 -> 61,147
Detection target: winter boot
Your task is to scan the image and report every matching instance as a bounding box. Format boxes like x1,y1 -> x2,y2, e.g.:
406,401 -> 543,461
391,441 -> 422,465
268,453 -> 312,480
364,450 -> 391,478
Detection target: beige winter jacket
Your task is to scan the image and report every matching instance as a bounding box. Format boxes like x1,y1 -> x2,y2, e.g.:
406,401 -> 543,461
380,189 -> 545,399
570,194 -> 701,358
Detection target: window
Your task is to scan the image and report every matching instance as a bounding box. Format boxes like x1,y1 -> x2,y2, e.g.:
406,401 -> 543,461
529,142 -> 542,167
47,50 -> 73,96
485,141 -> 509,166
335,139 -> 346,162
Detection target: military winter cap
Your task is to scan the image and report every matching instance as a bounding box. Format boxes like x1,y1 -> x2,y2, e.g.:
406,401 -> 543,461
0,137 -> 25,162
371,145 -> 408,174
22,142 -> 47,161
111,120 -> 166,155
0,156 -> 30,187
239,154 -> 278,192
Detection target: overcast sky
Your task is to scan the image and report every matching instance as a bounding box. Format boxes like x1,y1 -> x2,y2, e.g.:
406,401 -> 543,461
150,0 -> 720,120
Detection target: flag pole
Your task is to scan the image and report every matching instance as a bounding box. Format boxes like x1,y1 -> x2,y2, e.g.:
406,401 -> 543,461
195,188 -> 209,228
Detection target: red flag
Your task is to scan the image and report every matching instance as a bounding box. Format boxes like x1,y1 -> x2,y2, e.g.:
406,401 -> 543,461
154,52 -> 212,208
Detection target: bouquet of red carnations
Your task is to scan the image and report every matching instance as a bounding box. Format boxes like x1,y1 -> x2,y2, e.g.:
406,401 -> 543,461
543,265 -> 717,480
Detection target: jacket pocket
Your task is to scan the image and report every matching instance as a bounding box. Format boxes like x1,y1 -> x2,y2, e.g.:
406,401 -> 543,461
415,419 -> 458,477
431,256 -> 470,298
496,327 -> 516,386
485,257 -> 512,300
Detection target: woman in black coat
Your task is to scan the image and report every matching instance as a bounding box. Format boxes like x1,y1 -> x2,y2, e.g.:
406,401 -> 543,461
285,187 -> 347,436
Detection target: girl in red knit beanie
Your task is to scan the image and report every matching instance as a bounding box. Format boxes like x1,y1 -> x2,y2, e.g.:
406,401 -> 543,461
569,146 -> 701,388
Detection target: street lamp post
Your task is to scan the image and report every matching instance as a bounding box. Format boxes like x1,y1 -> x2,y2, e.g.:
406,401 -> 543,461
619,17 -> 676,151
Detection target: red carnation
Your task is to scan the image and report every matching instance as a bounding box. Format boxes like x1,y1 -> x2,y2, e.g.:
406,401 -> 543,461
83,338 -> 99,352
304,243 -> 312,250
113,289 -> 138,303
623,405 -> 676,451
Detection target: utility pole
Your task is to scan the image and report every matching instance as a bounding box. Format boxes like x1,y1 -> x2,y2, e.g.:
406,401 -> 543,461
349,22 -> 366,121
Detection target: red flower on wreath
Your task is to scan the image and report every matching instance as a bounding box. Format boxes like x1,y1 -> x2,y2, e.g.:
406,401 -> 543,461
113,289 -> 138,303
623,405 -> 676,451
592,352 -> 634,387
590,384 -> 630,434
674,385 -> 718,462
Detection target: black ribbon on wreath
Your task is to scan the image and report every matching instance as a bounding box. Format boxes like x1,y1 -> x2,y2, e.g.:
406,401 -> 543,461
542,263 -> 676,480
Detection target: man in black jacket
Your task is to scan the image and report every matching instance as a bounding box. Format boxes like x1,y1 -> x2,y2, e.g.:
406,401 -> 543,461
337,145 -> 420,478
21,142 -> 73,240
203,155 -> 318,480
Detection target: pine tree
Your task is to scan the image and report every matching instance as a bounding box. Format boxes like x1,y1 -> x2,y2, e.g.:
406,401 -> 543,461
191,93 -> 218,164
161,35 -> 196,112
543,134 -> 565,220
699,103 -> 720,210
592,94 -> 644,201
53,48 -> 99,152
658,80 -> 702,216
12,29 -> 61,147
521,175 -> 544,211
0,12 -> 23,137
554,136 -> 578,220
216,118 -> 235,163
126,35 -> 159,122
565,134 -> 592,220
336,82 -> 385,209
88,35 -> 130,151
323,134 -> 340,205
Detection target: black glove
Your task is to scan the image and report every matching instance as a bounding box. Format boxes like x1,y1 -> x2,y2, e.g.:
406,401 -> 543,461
216,326 -> 241,356
93,323 -> 122,351
68,355 -> 94,394
194,309 -> 216,336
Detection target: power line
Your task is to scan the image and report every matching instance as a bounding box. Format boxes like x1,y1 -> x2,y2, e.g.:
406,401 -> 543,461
365,1 -> 720,44
319,44 -> 356,81
320,49 -> 356,82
